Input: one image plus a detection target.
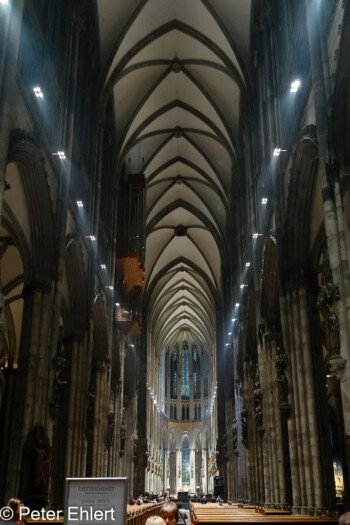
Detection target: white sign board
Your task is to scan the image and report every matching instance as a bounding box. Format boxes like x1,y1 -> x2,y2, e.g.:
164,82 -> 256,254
64,478 -> 127,525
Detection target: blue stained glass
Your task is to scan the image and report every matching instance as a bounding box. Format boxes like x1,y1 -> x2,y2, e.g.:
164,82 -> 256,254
181,345 -> 190,399
170,351 -> 177,399
193,347 -> 201,399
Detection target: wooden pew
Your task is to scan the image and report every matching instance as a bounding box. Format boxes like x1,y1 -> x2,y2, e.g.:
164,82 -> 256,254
190,502 -> 338,525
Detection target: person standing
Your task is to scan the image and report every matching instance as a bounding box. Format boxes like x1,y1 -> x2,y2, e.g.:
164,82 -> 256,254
176,502 -> 188,524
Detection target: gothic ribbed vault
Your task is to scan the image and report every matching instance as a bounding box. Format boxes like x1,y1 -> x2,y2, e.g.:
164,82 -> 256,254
96,0 -> 251,357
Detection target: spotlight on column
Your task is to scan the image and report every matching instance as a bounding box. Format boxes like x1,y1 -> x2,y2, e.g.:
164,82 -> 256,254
86,235 -> 96,241
76,200 -> 83,207
235,303 -> 240,307
231,318 -> 237,322
115,302 -> 120,307
101,264 -> 106,269
245,262 -> 251,267
33,86 -> 44,98
261,197 -> 268,204
273,147 -> 286,157
53,150 -> 66,159
252,233 -> 263,239
290,79 -> 301,93
0,0 -> 9,4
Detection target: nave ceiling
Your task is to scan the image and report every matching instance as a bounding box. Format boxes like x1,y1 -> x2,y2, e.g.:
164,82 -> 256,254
96,0 -> 252,357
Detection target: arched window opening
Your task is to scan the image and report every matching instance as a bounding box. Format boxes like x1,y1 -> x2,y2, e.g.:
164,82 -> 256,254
182,405 -> 185,420
193,345 -> 201,399
170,349 -> 177,399
182,437 -> 190,486
186,405 -> 189,420
181,343 -> 190,399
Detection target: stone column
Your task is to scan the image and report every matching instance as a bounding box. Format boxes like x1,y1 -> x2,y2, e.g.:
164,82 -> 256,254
65,334 -> 90,477
306,3 -> 350,502
280,293 -> 300,510
1,284 -> 52,502
298,287 -> 324,509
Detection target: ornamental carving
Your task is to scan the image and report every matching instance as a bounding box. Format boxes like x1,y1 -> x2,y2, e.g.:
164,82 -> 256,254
241,408 -> 248,445
49,326 -> 67,419
301,124 -> 317,142
232,416 -> 238,450
318,257 -> 340,308
132,437 -> 138,462
275,336 -> 289,410
119,417 -> 126,457
106,407 -> 114,448
327,355 -> 347,380
322,313 -> 341,357
253,377 -> 263,429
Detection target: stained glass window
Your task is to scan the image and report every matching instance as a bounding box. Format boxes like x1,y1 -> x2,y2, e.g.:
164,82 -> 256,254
181,344 -> 190,399
182,437 -> 190,485
193,346 -> 201,399
170,350 -> 177,399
